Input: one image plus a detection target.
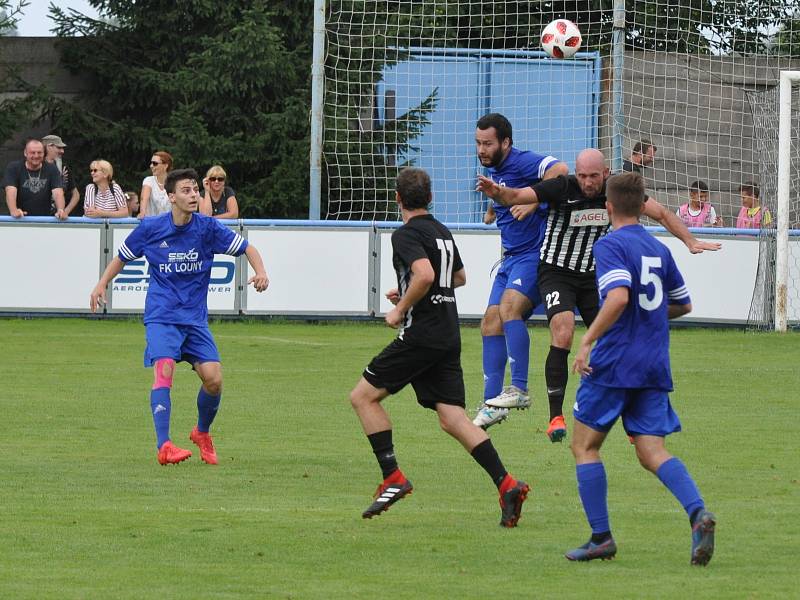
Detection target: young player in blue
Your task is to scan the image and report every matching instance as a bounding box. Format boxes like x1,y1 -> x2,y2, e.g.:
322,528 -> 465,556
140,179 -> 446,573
90,168 -> 269,465
473,113 -> 568,429
567,172 -> 716,566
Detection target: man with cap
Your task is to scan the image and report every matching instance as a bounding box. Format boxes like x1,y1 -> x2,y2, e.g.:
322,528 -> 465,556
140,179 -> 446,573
43,134 -> 80,216
3,138 -> 65,219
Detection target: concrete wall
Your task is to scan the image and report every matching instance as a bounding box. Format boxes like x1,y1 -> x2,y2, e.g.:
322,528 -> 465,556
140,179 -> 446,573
616,51 -> 800,225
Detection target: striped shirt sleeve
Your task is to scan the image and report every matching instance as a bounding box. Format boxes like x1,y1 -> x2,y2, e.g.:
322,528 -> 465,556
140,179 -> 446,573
665,251 -> 691,305
118,220 -> 146,262
211,218 -> 248,256
594,237 -> 632,298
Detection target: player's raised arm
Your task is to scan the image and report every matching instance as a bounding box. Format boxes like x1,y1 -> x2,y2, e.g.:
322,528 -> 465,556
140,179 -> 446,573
244,244 -> 269,292
90,256 -> 126,312
475,175 -> 538,207
643,196 -> 722,253
543,161 -> 569,179
385,258 -> 434,328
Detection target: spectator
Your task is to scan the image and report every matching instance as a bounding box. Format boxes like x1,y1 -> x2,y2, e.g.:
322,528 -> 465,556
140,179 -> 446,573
736,181 -> 772,229
139,150 -> 173,218
2,139 -> 66,219
622,139 -> 657,173
676,180 -> 723,227
126,191 -> 140,217
199,165 -> 239,219
83,160 -> 128,218
42,134 -> 81,217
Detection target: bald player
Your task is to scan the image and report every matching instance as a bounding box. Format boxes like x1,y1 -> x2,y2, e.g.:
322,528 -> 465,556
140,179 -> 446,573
477,149 -> 720,443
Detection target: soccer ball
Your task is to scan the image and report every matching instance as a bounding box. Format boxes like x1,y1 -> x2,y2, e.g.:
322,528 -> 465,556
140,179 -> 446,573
541,19 -> 582,59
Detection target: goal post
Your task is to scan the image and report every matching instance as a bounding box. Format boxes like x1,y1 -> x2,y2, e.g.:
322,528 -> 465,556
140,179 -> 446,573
776,70 -> 800,332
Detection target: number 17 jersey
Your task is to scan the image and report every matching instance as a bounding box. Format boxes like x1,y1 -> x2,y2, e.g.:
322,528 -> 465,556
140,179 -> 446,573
586,224 -> 691,390
391,214 -> 464,349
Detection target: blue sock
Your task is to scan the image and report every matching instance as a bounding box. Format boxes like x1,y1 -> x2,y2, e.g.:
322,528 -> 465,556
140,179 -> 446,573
197,387 -> 221,433
577,462 -> 610,534
482,335 -> 507,400
656,457 -> 704,519
502,319 -> 529,391
150,388 -> 172,449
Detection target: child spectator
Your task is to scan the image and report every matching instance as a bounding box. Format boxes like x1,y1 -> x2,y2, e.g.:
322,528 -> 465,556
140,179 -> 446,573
126,191 -> 140,217
676,180 -> 723,227
736,181 -> 772,229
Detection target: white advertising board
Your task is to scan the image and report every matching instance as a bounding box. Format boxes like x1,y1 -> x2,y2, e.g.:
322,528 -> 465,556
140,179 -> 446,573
0,225 -> 102,310
109,226 -> 238,313
378,231 -> 502,318
244,229 -> 371,314
656,234 -> 758,322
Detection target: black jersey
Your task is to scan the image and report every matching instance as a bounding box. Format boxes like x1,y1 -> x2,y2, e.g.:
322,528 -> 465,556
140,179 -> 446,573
534,174 -> 610,273
391,214 -> 464,349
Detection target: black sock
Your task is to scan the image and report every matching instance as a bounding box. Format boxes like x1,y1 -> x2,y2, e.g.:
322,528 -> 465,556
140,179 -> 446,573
545,345 -> 570,421
591,531 -> 612,544
367,430 -> 398,479
470,439 -> 508,488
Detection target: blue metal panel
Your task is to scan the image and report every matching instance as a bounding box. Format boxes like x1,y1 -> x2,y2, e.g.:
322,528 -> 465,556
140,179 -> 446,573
379,56 -> 481,223
377,48 -> 601,223
489,57 -> 599,171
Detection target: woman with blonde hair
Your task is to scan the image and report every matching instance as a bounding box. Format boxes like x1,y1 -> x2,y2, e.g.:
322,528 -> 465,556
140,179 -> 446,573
139,150 -> 173,218
200,165 -> 239,219
83,159 -> 128,218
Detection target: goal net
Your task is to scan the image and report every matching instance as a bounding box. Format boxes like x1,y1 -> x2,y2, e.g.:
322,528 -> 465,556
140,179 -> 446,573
321,1 -> 800,226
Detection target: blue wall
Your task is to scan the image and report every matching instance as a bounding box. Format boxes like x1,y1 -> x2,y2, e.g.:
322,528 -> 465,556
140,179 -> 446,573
377,48 -> 601,223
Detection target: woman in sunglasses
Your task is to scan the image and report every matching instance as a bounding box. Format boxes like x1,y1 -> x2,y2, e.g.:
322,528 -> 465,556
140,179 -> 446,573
199,165 -> 239,219
138,150 -> 173,218
84,159 -> 128,218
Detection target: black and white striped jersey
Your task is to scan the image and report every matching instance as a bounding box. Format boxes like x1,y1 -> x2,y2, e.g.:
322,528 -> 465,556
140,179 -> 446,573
533,175 -> 610,273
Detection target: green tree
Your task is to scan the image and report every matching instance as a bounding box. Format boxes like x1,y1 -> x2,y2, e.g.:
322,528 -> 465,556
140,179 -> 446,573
45,0 -> 313,217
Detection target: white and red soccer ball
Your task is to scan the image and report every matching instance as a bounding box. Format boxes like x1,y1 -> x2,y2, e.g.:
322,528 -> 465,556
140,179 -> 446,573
541,19 -> 582,59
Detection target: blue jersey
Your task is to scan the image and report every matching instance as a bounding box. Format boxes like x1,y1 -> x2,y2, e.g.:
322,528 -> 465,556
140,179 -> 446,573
487,147 -> 559,255
119,212 -> 248,326
586,224 -> 690,390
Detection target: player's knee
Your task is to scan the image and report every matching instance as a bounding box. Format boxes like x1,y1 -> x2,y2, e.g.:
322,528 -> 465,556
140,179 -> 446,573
203,376 -> 222,396
481,307 -> 502,336
153,358 -> 175,390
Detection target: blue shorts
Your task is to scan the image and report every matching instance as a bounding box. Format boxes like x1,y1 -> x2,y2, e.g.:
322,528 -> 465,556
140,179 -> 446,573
143,323 -> 220,367
574,380 -> 682,437
487,253 -> 541,312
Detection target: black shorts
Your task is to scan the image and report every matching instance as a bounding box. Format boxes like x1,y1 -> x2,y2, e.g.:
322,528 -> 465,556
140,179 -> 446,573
363,339 -> 465,410
537,263 -> 600,325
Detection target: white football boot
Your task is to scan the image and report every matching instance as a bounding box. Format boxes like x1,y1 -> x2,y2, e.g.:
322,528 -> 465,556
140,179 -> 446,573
472,404 -> 510,430
485,385 -> 531,409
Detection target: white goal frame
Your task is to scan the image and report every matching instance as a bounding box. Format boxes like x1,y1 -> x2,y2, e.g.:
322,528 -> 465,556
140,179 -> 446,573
775,71 -> 800,332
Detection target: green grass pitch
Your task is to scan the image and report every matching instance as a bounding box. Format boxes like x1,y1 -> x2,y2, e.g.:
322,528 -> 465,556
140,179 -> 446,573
2,319 -> 798,599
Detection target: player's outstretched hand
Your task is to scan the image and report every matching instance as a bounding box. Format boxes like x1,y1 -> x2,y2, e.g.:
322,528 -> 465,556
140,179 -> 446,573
572,344 -> 592,376
385,288 -> 400,305
510,204 -> 536,221
89,284 -> 107,313
249,271 -> 269,292
688,239 -> 722,254
476,175 -> 501,199
385,306 -> 403,328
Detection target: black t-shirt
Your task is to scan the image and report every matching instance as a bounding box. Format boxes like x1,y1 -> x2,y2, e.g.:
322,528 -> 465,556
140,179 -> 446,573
201,186 -> 235,216
533,174 -> 609,273
622,159 -> 641,173
391,214 -> 464,349
2,160 -> 63,216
